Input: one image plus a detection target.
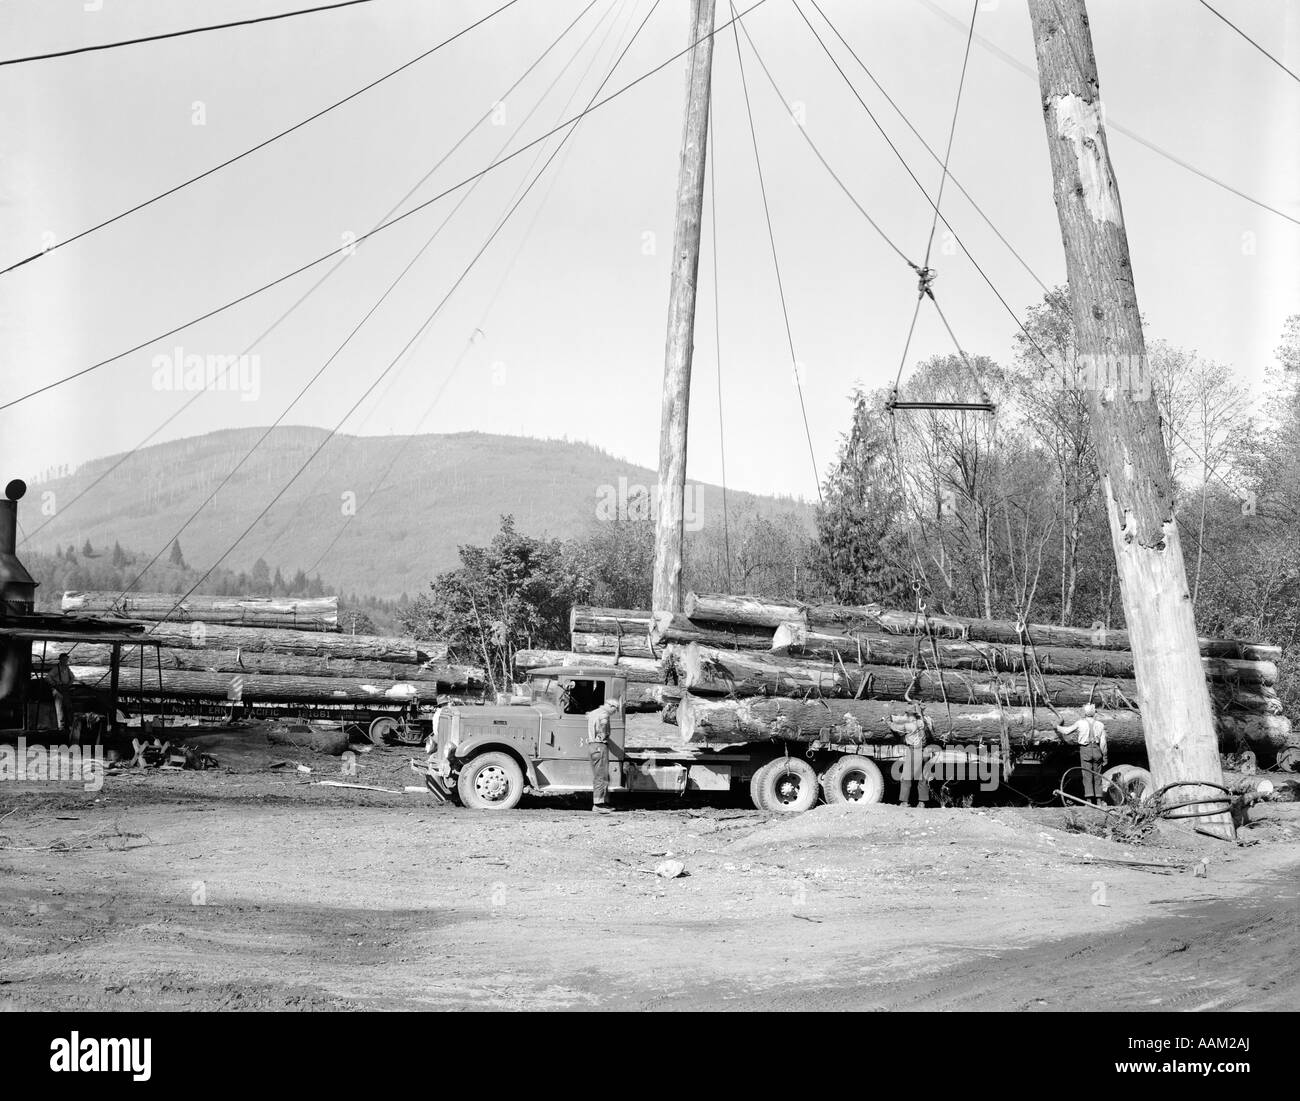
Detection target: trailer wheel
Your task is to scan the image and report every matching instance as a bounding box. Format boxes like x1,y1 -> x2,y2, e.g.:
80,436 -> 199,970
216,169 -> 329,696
457,752 -> 525,811
752,757 -> 819,814
821,755 -> 885,805
369,716 -> 400,745
1102,764 -> 1153,804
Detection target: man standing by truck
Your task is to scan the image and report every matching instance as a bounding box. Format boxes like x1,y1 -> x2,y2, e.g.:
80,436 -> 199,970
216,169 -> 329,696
587,695 -> 620,813
1056,703 -> 1108,804
890,703 -> 933,808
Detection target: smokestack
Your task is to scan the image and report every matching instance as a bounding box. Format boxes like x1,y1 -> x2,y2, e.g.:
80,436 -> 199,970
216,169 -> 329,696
0,479 -> 22,556
0,479 -> 37,616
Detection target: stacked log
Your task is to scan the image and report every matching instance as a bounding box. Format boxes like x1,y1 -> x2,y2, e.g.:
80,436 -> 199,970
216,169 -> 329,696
36,644 -> 480,691
51,593 -> 472,708
61,591 -> 339,632
668,593 -> 1295,758
677,695 -> 1294,757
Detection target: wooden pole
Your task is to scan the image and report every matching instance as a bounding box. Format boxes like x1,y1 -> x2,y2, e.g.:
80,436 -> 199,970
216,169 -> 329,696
652,0 -> 716,613
1027,0 -> 1233,838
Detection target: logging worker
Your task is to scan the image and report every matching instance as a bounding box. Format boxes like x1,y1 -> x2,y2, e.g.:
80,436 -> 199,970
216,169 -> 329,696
44,653 -> 76,736
587,696 -> 620,813
890,703 -> 933,808
1057,703 -> 1108,804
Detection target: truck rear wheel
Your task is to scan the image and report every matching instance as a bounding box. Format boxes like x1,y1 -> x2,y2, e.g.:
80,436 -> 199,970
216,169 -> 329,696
821,755 -> 884,805
1102,764 -> 1153,804
457,752 -> 525,811
751,757 -> 819,813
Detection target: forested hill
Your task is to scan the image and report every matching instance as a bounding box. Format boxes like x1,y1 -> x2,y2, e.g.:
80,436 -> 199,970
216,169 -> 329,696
22,427 -> 811,599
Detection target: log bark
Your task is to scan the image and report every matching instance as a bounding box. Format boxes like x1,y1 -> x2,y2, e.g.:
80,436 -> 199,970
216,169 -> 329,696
69,621 -> 447,663
650,611 -> 775,650
68,665 -> 455,704
674,643 -> 1279,714
37,645 -> 481,689
62,591 -> 339,631
764,630 -> 1275,685
677,694 -> 1294,757
266,725 -> 349,755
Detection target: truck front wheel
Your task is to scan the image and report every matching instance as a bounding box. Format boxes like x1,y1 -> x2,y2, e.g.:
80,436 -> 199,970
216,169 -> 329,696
457,752 -> 525,810
751,757 -> 819,813
821,755 -> 884,805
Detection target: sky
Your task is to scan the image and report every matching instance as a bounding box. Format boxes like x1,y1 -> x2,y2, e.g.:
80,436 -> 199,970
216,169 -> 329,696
1,0 -> 1298,513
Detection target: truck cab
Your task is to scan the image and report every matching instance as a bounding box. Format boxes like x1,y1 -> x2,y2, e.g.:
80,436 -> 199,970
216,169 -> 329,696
423,666 -> 628,810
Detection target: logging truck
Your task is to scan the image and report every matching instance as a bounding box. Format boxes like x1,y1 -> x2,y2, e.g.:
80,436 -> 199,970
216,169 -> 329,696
418,665 -> 1153,811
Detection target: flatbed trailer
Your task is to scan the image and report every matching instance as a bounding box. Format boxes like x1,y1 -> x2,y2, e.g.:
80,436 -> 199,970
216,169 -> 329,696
417,666 -> 1152,812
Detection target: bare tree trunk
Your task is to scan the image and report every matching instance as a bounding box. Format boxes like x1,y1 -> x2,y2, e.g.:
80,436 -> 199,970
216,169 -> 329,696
652,0 -> 716,613
1029,0 -> 1231,837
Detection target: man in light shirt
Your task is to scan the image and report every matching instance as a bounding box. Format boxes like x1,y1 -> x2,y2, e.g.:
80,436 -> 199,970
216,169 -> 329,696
587,695 -> 620,813
1056,703 -> 1108,804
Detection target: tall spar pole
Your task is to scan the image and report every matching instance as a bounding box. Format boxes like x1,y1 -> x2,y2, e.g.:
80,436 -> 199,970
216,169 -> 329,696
653,0 -> 717,613
1028,0 -> 1233,838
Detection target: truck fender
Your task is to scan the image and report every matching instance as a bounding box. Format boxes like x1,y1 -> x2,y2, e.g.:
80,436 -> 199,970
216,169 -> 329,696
456,739 -> 540,790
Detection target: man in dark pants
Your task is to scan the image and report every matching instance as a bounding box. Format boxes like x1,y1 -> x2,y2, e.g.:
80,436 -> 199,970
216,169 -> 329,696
1056,703 -> 1108,804
587,696 -> 619,813
890,703 -> 933,808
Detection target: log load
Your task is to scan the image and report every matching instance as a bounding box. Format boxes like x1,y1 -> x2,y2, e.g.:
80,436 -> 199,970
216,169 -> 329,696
113,622 -> 446,663
676,694 -> 1295,757
687,592 -> 1280,661
649,611 -> 776,651
513,649 -> 667,684
35,644 -> 481,690
764,628 -> 1276,685
61,592 -> 339,632
68,665 -> 445,704
673,643 -> 1280,715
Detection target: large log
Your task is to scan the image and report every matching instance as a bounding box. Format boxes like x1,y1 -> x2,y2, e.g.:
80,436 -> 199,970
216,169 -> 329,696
67,665 -> 454,704
80,621 -> 447,663
513,649 -> 666,684
675,643 -> 1279,715
809,604 -> 1280,662
677,695 -> 1295,757
570,632 -> 658,660
649,611 -> 775,651
767,626 -> 1276,685
35,644 -> 481,690
683,592 -> 804,628
61,591 -> 339,632
686,592 -> 1278,660
568,606 -> 653,637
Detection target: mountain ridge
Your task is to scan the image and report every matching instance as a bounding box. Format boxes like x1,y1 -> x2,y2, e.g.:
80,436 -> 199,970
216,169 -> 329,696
20,427 -> 813,598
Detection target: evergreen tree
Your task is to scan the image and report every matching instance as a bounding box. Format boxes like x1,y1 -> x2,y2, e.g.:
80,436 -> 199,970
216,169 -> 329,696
169,539 -> 186,568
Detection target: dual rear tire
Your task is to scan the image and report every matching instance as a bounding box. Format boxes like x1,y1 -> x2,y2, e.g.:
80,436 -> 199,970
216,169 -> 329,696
749,754 -> 884,812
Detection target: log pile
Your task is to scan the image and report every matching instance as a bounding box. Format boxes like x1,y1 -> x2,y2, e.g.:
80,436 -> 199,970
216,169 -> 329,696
663,592 -> 1295,759
53,591 -> 476,709
61,591 -> 340,632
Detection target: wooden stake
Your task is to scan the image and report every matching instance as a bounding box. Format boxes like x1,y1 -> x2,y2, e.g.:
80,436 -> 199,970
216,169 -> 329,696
653,0 -> 716,613
1028,0 -> 1233,838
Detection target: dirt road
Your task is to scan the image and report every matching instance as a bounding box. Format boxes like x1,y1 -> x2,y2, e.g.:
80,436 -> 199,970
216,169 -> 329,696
1,728 -> 1297,1011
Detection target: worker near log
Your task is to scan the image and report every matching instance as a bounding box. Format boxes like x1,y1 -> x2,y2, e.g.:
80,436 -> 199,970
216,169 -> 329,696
890,703 -> 933,808
1056,703 -> 1108,804
44,653 -> 77,736
587,695 -> 620,813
